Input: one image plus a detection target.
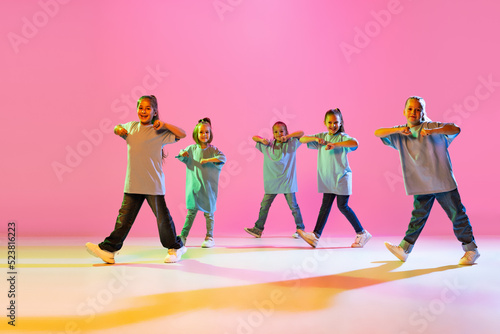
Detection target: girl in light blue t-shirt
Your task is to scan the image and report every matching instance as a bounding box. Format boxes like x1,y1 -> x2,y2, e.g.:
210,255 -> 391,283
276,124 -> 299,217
297,109 -> 371,248
375,96 -> 479,265
244,121 -> 305,238
176,118 -> 226,248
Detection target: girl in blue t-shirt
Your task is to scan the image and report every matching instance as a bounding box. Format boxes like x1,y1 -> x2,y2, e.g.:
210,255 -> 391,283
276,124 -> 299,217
85,95 -> 187,264
297,109 -> 371,248
375,96 -> 479,265
244,121 -> 305,238
176,118 -> 226,248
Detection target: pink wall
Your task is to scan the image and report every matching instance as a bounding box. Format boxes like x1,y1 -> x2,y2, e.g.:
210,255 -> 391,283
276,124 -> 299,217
1,0 -> 499,238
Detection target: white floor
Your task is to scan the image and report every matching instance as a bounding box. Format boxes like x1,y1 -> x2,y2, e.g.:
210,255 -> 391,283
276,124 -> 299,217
3,235 -> 500,334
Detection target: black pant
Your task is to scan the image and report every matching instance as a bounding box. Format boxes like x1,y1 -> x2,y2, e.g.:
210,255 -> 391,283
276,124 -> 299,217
100,193 -> 183,252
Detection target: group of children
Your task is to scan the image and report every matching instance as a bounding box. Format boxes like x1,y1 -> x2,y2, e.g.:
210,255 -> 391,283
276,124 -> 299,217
86,95 -> 480,266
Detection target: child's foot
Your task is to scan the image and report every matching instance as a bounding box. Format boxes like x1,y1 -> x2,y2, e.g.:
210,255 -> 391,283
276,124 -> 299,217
292,232 -> 299,239
297,229 -> 318,248
244,227 -> 262,238
351,230 -> 372,248
458,249 -> 480,265
384,242 -> 408,262
164,246 -> 187,263
85,242 -> 116,264
179,235 -> 186,246
201,236 -> 215,248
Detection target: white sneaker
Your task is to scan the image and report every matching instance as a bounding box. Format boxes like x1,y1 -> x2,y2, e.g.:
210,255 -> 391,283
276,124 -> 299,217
384,242 -> 408,262
164,246 -> 187,263
297,229 -> 318,248
201,237 -> 215,248
292,232 -> 299,239
86,242 -> 115,264
351,230 -> 372,248
459,249 -> 480,265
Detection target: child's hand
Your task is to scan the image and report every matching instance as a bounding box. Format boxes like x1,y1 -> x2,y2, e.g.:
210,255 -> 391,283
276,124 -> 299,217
180,151 -> 189,157
200,159 -> 209,165
316,138 -> 326,145
280,135 -> 289,142
325,143 -> 336,150
399,127 -> 411,136
153,120 -> 164,130
261,138 -> 270,145
115,127 -> 128,138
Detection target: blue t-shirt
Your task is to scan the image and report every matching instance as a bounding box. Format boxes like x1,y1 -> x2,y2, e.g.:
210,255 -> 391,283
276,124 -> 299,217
381,122 -> 458,195
256,138 -> 301,194
176,144 -> 226,213
307,132 -> 357,195
121,121 -> 177,195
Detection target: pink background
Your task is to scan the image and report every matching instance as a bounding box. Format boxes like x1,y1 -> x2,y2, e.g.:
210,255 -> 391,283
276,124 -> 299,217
1,0 -> 499,239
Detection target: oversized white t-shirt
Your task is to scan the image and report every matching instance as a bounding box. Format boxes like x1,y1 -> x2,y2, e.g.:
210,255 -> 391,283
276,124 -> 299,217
381,122 -> 458,195
121,121 -> 177,195
176,144 -> 226,213
256,138 -> 301,194
307,132 -> 357,195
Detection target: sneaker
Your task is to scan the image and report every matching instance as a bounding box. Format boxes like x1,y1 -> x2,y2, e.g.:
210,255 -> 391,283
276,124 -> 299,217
297,229 -> 318,248
164,246 -> 187,263
351,230 -> 372,248
458,249 -> 480,265
244,227 -> 262,238
86,242 -> 115,264
179,235 -> 186,246
384,242 -> 408,262
292,232 -> 299,239
201,237 -> 215,248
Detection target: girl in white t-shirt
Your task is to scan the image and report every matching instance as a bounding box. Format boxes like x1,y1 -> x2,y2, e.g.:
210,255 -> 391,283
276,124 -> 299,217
298,109 -> 371,248
86,95 -> 187,264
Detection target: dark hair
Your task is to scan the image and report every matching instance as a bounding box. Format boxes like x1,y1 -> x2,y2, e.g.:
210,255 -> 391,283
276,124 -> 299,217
137,95 -> 160,123
324,108 -> 345,132
193,117 -> 213,145
137,95 -> 166,159
272,121 -> 289,135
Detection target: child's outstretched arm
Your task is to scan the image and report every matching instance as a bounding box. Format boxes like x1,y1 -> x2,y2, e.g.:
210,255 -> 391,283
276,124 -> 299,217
252,136 -> 270,145
114,125 -> 128,138
325,139 -> 358,150
300,136 -> 326,145
374,126 -> 411,138
153,121 -> 186,139
282,130 -> 304,142
421,123 -> 460,137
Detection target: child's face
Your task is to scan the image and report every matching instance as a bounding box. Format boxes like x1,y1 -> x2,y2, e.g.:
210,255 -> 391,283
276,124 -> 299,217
324,114 -> 341,135
137,99 -> 156,125
197,124 -> 211,144
404,99 -> 423,127
273,125 -> 287,142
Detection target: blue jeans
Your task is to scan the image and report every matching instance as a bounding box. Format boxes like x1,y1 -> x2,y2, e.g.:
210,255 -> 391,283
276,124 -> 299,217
100,193 -> 183,252
254,193 -> 305,231
313,193 -> 363,237
181,209 -> 215,238
399,188 -> 477,253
